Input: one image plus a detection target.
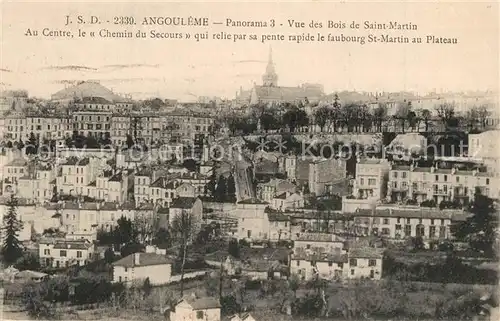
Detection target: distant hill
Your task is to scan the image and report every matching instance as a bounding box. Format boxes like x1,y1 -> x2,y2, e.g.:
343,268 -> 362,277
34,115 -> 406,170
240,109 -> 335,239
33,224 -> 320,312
51,81 -> 128,102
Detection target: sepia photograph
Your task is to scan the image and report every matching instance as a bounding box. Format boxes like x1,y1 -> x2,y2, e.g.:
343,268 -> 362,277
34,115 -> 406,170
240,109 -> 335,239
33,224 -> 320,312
0,1 -> 499,321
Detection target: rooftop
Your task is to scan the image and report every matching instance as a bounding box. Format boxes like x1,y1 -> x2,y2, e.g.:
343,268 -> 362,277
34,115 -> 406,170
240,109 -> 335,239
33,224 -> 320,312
113,252 -> 174,268
170,197 -> 199,209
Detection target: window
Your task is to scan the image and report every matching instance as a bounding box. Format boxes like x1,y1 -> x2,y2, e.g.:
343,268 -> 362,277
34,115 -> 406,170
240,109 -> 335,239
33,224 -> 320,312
196,311 -> 204,319
60,250 -> 67,257
349,259 -> 357,267
296,260 -> 300,266
441,219 -> 445,225
44,249 -> 50,255
486,178 -> 490,185
383,218 -> 389,225
328,261 -> 333,267
119,276 -> 122,282
397,217 -> 401,224
456,176 -> 460,183
431,219 -> 435,225
444,175 -> 448,182
405,225 -> 412,236
439,226 -> 446,238
338,263 -> 343,269
368,178 -> 376,186
77,251 -> 82,258
406,218 -> 411,224
402,171 -> 407,179
419,218 -> 423,224
393,172 -> 398,178
368,259 -> 377,267
306,244 -> 311,249
351,269 -> 355,275
360,178 -> 364,185
310,261 -> 315,266
435,175 -> 439,181
429,226 -> 436,238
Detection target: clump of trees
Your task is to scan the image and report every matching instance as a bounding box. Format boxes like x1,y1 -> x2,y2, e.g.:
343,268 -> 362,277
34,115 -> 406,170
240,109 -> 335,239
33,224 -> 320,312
206,173 -> 236,203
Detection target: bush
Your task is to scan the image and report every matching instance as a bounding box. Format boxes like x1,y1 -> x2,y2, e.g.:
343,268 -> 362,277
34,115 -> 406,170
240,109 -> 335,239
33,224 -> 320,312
238,239 -> 250,247
220,295 -> 241,315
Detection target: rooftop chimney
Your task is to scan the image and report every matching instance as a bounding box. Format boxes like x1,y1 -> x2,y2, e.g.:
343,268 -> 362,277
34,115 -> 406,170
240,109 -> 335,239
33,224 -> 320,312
134,252 -> 140,265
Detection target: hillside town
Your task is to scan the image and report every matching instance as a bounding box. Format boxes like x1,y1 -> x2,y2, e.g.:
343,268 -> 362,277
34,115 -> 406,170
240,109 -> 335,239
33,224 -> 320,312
0,49 -> 499,321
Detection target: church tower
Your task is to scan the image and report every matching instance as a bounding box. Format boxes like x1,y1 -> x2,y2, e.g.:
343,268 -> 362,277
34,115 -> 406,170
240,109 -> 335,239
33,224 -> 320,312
262,47 -> 278,87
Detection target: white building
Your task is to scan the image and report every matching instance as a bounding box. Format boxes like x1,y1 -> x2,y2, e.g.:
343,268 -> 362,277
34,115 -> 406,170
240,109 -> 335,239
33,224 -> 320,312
353,158 -> 390,200
167,295 -> 221,321
39,239 -> 95,268
112,252 -> 173,286
271,191 -> 304,211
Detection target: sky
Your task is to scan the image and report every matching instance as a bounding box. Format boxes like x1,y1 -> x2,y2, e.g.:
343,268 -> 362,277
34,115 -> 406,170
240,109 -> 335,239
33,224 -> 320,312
1,1 -> 498,101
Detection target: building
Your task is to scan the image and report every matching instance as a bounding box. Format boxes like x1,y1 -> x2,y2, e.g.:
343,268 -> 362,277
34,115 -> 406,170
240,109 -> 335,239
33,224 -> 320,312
353,158 -> 390,200
236,198 -> 270,241
387,164 -> 498,204
230,313 -> 256,321
39,239 -> 95,268
308,158 -> 347,196
350,207 -> 468,240
257,178 -> 297,203
289,233 -> 346,281
346,246 -> 384,280
249,48 -> 324,105
112,252 -> 173,286
271,191 -> 304,211
168,197 -> 203,230
167,295 -> 221,321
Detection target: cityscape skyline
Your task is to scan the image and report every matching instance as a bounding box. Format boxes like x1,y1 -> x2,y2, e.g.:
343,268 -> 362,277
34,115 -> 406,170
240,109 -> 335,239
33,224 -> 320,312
1,1 -> 498,101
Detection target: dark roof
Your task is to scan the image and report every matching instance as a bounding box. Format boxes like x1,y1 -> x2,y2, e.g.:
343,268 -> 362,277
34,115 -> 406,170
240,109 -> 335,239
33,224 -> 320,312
267,212 -> 290,222
348,247 -> 384,259
78,96 -> 113,104
63,157 -> 90,166
182,296 -> 221,310
238,198 -> 268,205
353,208 -> 464,220
109,172 -> 122,182
112,253 -> 173,268
53,241 -> 92,250
291,250 -> 348,263
170,197 -> 199,209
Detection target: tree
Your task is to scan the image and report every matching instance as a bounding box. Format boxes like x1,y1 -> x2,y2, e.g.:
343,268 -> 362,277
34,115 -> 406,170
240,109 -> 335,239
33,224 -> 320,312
15,252 -> 40,271
282,107 -> 309,132
313,106 -> 333,132
372,104 -> 388,132
228,238 -> 240,258
476,105 -> 491,129
104,248 -> 115,264
226,174 -> 236,202
419,109 -> 432,132
114,216 -> 137,247
215,175 -> 227,202
17,138 -> 25,150
436,103 -> 457,130
452,192 -> 497,256
152,227 -> 171,249
394,102 -> 411,133
120,243 -> 145,258
171,209 -> 197,296
126,134 -> 135,149
26,132 -> 38,155
1,194 -> 24,265
85,134 -> 100,149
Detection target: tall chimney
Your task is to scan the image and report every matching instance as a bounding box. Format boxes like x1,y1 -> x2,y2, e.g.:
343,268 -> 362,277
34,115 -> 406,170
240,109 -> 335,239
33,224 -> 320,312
134,252 -> 140,265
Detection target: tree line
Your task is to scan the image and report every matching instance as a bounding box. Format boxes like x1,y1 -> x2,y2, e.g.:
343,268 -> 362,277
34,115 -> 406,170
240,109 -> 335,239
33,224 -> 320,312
222,97 -> 492,135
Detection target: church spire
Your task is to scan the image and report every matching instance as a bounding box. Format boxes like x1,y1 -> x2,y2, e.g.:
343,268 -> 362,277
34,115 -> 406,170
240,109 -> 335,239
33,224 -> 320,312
262,46 -> 278,87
